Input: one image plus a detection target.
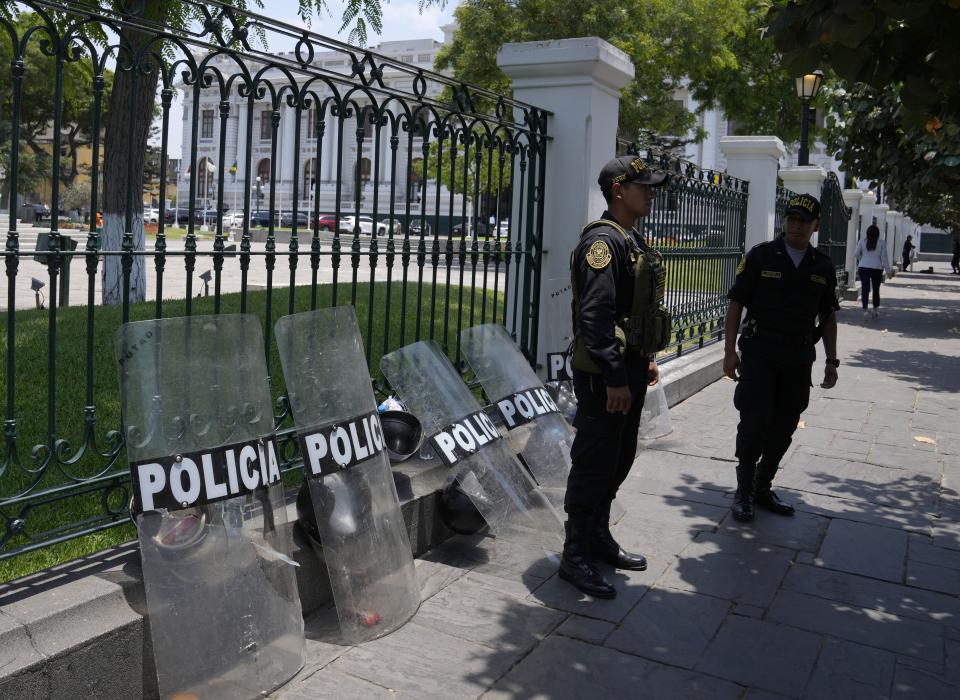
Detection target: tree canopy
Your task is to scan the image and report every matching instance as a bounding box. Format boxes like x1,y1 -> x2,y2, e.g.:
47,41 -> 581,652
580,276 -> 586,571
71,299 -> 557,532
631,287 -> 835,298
433,0 -> 804,148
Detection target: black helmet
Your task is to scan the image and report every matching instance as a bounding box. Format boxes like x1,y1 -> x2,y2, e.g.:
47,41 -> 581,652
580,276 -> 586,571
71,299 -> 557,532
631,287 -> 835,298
439,477 -> 489,536
379,410 -> 423,462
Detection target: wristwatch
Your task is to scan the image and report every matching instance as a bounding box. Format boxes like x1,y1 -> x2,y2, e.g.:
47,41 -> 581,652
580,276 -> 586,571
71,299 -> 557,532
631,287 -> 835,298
825,358 -> 840,367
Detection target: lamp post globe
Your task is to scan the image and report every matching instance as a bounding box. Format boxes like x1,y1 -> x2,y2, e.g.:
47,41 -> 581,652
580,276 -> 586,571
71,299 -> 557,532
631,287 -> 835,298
795,70 -> 824,166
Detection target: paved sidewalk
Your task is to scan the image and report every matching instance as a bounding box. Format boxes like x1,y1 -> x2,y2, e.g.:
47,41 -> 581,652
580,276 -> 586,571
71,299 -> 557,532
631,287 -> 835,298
276,264 -> 960,699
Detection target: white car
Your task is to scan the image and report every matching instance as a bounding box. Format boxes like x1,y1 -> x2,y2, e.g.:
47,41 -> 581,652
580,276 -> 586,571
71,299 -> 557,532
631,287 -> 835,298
143,207 -> 159,223
338,215 -> 375,235
377,218 -> 403,236
221,210 -> 246,227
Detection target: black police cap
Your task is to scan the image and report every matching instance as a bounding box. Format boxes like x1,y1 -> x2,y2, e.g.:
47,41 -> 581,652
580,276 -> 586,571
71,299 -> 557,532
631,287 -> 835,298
598,155 -> 669,190
785,193 -> 821,221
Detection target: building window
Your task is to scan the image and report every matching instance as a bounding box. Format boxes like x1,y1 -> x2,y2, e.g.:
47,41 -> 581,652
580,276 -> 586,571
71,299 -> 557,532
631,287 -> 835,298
400,55 -> 413,63
307,109 -> 318,140
257,158 -> 271,184
417,54 -> 431,63
260,110 -> 273,141
355,157 -> 371,187
303,159 -> 316,191
201,109 -> 214,139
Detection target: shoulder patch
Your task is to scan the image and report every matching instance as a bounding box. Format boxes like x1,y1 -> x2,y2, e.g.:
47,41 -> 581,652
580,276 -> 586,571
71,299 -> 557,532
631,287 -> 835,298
736,256 -> 746,275
810,274 -> 826,285
586,240 -> 612,269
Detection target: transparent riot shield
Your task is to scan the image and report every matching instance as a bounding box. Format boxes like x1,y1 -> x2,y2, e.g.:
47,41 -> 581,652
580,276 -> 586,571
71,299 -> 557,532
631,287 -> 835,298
275,307 -> 419,643
118,315 -> 304,700
380,340 -> 563,550
461,324 -> 573,501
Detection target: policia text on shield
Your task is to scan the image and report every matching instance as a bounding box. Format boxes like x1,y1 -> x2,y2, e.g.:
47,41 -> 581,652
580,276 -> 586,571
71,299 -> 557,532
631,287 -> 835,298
723,194 -> 840,524
562,155 -> 671,600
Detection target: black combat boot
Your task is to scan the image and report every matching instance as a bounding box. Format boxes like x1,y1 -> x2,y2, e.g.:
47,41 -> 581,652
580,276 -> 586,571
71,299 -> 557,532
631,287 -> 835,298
592,502 -> 647,570
559,520 -> 617,599
754,461 -> 795,516
731,463 -> 756,522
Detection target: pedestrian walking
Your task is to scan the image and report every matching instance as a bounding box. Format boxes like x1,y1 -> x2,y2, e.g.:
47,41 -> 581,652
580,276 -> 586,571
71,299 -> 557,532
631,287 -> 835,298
723,194 -> 839,523
902,234 -> 916,272
951,230 -> 960,275
853,225 -> 892,320
563,155 -> 671,599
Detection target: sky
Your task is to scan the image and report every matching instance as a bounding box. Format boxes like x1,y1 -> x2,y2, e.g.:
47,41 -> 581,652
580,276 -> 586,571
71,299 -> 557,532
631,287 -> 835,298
162,0 -> 459,154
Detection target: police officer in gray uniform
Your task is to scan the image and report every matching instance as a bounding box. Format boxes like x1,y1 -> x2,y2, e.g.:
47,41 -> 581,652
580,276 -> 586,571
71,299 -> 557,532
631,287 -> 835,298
562,155 -> 671,599
723,194 -> 840,522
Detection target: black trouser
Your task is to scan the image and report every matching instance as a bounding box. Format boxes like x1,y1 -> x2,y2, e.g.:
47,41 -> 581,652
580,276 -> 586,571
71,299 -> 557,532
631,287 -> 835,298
858,267 -> 883,309
902,253 -> 911,272
565,369 -> 648,520
734,351 -> 812,483
951,250 -> 959,272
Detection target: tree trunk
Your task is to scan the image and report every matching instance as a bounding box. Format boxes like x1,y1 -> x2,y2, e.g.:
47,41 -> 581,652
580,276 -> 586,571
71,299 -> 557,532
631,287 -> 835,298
101,2 -> 170,305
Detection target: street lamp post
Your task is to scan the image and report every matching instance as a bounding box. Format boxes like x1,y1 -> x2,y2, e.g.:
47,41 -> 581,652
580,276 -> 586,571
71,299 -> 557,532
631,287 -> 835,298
255,176 -> 262,227
795,70 -> 824,166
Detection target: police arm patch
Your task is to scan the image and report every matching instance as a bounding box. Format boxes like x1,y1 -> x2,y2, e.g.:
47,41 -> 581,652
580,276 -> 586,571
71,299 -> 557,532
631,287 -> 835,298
736,256 -> 746,275
586,240 -> 612,269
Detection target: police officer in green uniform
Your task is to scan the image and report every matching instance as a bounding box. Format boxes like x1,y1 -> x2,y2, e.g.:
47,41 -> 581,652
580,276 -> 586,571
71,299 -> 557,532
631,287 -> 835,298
562,155 -> 671,599
723,194 -> 840,523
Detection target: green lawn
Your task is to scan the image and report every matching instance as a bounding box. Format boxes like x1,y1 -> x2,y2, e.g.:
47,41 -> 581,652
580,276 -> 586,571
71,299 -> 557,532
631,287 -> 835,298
0,281 -> 503,582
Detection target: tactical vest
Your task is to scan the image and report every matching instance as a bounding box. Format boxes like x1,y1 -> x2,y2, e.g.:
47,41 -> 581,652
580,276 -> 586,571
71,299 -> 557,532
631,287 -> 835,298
570,220 -> 672,373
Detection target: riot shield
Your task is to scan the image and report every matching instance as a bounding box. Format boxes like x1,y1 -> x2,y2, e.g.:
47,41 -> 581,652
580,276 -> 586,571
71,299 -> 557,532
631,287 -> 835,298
460,324 -> 573,500
275,307 -> 419,643
118,315 -> 304,700
380,340 -> 563,550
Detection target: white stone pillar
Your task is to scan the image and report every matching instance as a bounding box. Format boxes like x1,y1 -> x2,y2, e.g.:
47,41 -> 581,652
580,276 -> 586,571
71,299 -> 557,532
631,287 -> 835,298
718,137 -> 786,252
497,37 -> 634,377
859,191 -> 876,237
873,203 -> 889,270
779,165 -> 827,246
887,210 -> 902,271
841,189 -> 862,288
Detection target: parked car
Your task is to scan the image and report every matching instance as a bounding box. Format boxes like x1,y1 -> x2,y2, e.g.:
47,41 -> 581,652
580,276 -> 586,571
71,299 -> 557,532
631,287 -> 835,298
163,208 -> 203,225
408,219 -> 431,237
338,215 -> 375,235
377,218 -> 403,236
249,210 -> 279,227
314,214 -> 338,231
221,210 -> 245,227
279,210 -> 308,228
452,221 -> 494,238
143,207 -> 159,223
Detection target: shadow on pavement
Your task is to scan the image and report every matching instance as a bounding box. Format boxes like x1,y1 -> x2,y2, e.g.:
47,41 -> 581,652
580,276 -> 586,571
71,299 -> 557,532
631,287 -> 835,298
847,348 -> 960,393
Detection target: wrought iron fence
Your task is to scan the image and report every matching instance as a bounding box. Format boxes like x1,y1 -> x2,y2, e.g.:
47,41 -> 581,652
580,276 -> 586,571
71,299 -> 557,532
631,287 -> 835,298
616,141 -> 748,358
0,0 -> 549,565
775,183 -> 797,239
818,172 -> 850,288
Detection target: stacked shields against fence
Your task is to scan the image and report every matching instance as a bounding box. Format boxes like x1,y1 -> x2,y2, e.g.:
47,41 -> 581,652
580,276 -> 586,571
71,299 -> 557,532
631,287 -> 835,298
460,323 -> 573,507
275,307 -> 420,643
117,315 -> 304,699
380,339 -> 564,551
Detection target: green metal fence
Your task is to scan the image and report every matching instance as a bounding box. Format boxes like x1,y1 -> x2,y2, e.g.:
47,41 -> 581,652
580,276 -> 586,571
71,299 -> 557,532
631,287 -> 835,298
818,172 -> 851,288
616,141 -> 748,358
0,0 -> 549,564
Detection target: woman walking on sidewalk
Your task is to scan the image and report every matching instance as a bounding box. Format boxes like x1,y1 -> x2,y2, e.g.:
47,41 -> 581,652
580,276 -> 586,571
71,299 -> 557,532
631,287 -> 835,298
853,225 -> 891,320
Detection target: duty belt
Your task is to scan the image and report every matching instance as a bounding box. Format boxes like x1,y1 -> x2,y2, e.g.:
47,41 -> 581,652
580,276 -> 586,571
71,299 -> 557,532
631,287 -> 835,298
742,320 -> 813,347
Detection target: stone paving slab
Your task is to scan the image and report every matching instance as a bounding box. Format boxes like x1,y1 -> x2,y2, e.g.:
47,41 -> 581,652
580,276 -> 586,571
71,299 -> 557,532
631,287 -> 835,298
486,635 -> 744,700
657,531 -> 795,607
804,638 -> 896,699
695,615 -> 822,697
815,519 -> 908,583
767,590 -> 944,662
604,586 -> 730,668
